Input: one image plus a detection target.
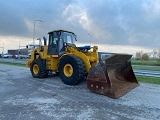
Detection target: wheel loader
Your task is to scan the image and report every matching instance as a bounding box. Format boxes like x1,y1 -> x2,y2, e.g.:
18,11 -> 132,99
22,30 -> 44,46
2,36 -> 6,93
26,29 -> 139,98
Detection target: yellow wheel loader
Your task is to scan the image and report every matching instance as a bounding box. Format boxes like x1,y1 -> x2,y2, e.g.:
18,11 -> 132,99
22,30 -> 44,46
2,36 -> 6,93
26,29 -> 139,98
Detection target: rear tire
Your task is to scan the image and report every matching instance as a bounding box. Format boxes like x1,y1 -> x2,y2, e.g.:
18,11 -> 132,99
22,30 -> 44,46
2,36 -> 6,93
58,55 -> 86,85
30,59 -> 48,78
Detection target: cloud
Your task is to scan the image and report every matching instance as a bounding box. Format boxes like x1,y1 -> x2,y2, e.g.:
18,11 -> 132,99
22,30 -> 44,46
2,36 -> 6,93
142,0 -> 160,16
0,35 -> 34,53
62,3 -> 111,43
24,18 -> 33,36
76,42 -> 153,57
0,0 -> 160,54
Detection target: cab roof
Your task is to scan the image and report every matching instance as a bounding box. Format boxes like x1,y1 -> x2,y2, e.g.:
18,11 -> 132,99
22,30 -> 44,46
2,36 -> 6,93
48,29 -> 75,34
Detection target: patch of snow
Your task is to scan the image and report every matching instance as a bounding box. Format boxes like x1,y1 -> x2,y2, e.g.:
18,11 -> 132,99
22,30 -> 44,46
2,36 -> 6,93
28,98 -> 59,104
4,96 -> 60,106
120,83 -> 160,109
77,108 -> 93,120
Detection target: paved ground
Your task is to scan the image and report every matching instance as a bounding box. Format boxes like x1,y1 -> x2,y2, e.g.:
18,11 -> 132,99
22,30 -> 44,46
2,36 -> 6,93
0,64 -> 160,120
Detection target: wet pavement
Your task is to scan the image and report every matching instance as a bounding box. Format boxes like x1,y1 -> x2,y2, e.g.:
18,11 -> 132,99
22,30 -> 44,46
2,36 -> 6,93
0,64 -> 160,120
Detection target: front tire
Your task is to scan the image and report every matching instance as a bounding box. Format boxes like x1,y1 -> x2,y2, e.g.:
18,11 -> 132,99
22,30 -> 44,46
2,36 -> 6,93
30,59 -> 48,78
58,55 -> 86,85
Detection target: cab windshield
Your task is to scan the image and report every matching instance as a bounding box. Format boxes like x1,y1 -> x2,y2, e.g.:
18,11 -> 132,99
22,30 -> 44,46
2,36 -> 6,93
61,32 -> 76,44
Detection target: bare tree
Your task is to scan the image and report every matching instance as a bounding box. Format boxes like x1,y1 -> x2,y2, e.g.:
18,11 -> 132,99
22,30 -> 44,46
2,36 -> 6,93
153,49 -> 157,58
158,48 -> 160,58
157,48 -> 160,64
135,51 -> 142,60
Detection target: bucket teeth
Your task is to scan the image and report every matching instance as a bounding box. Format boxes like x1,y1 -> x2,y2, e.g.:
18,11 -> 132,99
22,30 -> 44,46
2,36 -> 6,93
87,54 -> 139,98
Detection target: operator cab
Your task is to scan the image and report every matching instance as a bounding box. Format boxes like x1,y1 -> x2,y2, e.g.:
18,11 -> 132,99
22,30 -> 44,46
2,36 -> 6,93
48,30 -> 76,56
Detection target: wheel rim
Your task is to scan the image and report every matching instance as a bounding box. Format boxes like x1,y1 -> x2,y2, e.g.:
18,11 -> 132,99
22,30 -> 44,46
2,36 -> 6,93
63,64 -> 73,77
33,64 -> 39,75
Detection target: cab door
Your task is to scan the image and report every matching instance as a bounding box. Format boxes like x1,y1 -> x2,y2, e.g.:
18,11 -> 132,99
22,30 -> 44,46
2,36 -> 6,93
48,32 -> 59,55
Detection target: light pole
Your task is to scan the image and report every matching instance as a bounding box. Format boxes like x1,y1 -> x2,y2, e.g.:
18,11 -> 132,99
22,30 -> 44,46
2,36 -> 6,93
0,41 -> 4,54
33,20 -> 43,46
19,39 -> 20,55
88,33 -> 91,46
3,40 -> 4,54
0,40 -> 4,58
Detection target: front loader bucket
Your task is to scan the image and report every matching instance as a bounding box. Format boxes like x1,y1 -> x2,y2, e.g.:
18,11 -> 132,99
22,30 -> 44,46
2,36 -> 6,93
87,54 -> 139,98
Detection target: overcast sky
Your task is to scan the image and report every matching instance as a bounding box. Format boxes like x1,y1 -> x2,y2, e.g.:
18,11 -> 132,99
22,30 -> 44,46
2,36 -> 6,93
0,0 -> 160,54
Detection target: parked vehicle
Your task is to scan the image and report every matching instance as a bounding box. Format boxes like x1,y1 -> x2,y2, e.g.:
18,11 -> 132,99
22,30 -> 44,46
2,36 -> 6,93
15,54 -> 30,59
22,55 -> 30,59
2,54 -> 13,58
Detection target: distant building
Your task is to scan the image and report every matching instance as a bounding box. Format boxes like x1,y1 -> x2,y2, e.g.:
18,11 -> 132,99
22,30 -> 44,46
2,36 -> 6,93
8,48 -> 28,58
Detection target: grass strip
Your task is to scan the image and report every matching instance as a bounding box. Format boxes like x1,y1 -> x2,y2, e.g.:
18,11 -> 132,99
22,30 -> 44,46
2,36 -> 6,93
0,61 -> 25,67
136,75 -> 160,85
133,66 -> 160,71
131,59 -> 160,66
